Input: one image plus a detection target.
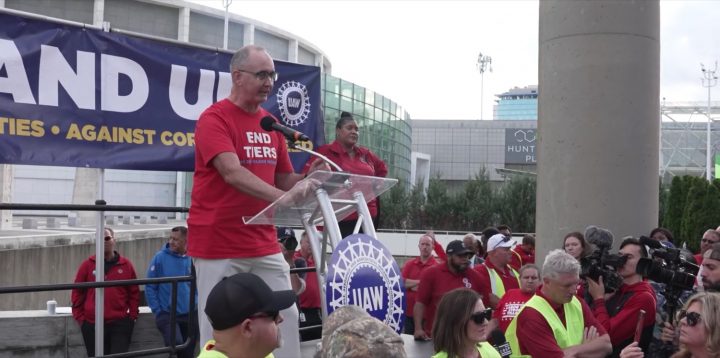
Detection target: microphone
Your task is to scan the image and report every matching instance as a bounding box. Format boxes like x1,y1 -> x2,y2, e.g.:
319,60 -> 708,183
488,329 -> 511,358
639,235 -> 664,249
584,225 -> 614,250
260,116 -> 310,142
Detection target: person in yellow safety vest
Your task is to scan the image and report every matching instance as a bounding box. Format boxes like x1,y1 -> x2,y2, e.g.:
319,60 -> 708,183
506,250 -> 612,358
476,234 -> 521,308
432,288 -> 501,358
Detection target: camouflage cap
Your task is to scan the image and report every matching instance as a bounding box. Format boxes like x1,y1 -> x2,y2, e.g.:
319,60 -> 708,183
318,307 -> 406,358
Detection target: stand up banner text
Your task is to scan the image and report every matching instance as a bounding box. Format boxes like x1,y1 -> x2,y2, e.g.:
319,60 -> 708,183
0,12 -> 322,171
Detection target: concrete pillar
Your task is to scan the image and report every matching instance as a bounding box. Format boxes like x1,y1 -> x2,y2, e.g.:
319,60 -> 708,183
0,164 -> 13,230
288,39 -> 298,62
71,168 -> 101,227
92,0 -> 104,27
178,6 -> 190,42
536,0 -> 660,259
243,23 -> 254,46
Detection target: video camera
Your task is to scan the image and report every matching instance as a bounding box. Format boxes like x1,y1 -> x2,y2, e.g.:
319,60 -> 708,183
579,226 -> 627,294
636,236 -> 698,291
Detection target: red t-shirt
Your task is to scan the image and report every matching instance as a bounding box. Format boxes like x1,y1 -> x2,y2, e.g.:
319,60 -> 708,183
416,263 -> 489,334
401,256 -> 441,317
295,253 -> 321,309
509,246 -> 534,271
493,288 -> 533,332
187,100 -> 294,258
515,289 -> 607,358
303,141 -> 387,219
475,260 -> 520,306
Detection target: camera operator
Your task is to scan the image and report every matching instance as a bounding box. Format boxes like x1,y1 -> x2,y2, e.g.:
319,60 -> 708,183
658,242 -> 720,350
587,237 -> 656,357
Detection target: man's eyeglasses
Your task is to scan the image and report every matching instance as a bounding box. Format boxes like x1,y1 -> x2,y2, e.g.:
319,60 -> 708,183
469,308 -> 493,325
701,238 -> 718,244
250,311 -> 280,322
235,69 -> 278,82
104,236 -> 112,241
678,310 -> 702,327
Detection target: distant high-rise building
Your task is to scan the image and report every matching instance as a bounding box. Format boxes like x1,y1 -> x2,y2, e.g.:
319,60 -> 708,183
494,85 -> 538,120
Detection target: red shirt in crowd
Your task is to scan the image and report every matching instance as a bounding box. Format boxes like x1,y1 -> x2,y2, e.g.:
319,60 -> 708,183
493,288 -> 534,332
303,140 -> 387,219
475,259 -> 520,307
401,256 -> 441,318
509,246 -> 534,271
590,280 -> 656,347
416,263 -> 489,334
188,100 -> 293,259
71,253 -> 140,324
514,288 -> 607,358
295,253 -> 321,309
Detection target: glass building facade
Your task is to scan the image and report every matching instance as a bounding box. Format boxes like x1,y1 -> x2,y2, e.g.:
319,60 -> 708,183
493,85 -> 539,120
323,74 -> 413,184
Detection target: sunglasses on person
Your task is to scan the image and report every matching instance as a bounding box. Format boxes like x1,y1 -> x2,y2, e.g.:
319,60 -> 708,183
250,311 -> 280,322
678,310 -> 702,327
469,308 -> 493,325
104,236 -> 112,241
490,235 -> 512,251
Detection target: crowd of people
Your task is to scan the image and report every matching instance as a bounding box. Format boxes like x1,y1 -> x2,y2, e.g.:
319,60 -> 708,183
67,43 -> 720,358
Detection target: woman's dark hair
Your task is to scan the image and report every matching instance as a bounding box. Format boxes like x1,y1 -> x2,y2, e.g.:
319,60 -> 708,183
432,288 -> 481,357
563,231 -> 591,258
336,111 -> 355,129
649,227 -> 674,243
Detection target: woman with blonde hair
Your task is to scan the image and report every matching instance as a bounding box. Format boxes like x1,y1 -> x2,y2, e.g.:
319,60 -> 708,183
622,292 -> 720,358
432,288 -> 500,358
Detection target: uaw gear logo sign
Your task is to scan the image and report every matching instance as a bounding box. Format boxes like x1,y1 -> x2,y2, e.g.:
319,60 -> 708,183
276,81 -> 311,127
326,234 -> 405,333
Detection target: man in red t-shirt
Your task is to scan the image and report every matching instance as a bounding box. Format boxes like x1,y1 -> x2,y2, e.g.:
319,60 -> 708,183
476,233 -> 520,308
508,250 -> 612,358
187,45 -> 325,356
492,263 -> 540,332
413,240 -> 489,340
401,233 -> 443,334
509,234 -> 535,271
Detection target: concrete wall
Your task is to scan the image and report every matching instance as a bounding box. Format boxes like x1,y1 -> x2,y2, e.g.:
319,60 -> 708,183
0,233 -> 169,311
0,310 -> 171,357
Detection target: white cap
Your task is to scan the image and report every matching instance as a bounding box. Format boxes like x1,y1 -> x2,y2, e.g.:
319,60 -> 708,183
487,233 -> 513,251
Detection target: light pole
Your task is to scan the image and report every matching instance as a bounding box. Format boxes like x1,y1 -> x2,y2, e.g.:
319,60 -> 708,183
701,62 -> 718,181
477,52 -> 492,119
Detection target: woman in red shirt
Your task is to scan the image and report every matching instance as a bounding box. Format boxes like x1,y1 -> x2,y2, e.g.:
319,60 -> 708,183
304,111 -> 388,238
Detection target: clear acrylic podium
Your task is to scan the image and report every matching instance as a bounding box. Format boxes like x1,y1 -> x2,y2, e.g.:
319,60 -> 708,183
243,170 -> 397,318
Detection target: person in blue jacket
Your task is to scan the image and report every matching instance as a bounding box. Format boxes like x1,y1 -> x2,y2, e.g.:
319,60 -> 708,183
146,226 -> 198,358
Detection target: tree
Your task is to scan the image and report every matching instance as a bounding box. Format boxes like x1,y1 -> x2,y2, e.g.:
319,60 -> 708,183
498,175 -> 536,233
424,178 -> 453,229
457,169 -> 496,231
680,178 -> 707,250
380,182 -> 409,229
663,176 -> 688,239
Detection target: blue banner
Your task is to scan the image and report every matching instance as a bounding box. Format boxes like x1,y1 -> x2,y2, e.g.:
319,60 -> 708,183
0,12 -> 322,171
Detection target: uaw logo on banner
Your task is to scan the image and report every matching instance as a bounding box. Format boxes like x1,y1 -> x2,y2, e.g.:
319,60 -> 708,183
276,81 -> 311,127
504,128 -> 537,164
325,234 -> 405,333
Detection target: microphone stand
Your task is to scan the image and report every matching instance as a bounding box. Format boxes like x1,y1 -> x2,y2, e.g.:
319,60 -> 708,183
287,140 -> 343,173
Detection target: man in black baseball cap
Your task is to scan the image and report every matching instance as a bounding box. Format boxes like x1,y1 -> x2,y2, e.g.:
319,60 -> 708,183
198,272 -> 297,358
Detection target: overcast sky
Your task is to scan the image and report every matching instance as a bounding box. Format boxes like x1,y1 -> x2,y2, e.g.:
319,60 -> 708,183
189,0 -> 720,120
